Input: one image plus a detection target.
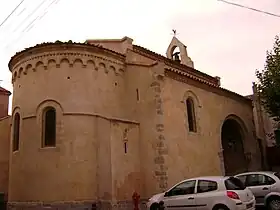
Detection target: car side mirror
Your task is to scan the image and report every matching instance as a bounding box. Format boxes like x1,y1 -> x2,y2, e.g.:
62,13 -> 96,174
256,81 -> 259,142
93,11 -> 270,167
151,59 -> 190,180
164,191 -> 169,197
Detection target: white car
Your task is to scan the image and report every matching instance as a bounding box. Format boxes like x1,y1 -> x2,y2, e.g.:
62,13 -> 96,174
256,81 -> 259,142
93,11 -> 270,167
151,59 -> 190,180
235,171 -> 280,209
147,176 -> 255,210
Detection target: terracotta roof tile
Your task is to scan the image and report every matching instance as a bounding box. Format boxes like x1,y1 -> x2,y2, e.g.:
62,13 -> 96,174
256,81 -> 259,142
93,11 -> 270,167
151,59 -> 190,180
132,45 -> 252,103
133,45 -> 220,86
8,39 -> 252,103
9,40 -> 125,70
0,87 -> 11,95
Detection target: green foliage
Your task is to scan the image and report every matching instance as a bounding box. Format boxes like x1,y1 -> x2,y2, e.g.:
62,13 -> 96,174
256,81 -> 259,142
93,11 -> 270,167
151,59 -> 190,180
256,35 -> 280,122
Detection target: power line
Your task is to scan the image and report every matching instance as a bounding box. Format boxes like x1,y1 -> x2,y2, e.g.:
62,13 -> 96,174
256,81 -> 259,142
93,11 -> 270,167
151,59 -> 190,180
0,0 -> 26,29
0,1 -> 30,45
17,7 -> 27,17
218,0 -> 280,18
23,0 -> 59,33
12,0 -> 48,33
5,0 -> 62,51
0,79 -> 13,86
3,0 -> 50,49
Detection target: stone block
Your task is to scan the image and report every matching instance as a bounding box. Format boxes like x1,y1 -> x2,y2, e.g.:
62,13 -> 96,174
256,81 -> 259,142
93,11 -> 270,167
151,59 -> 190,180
154,156 -> 165,164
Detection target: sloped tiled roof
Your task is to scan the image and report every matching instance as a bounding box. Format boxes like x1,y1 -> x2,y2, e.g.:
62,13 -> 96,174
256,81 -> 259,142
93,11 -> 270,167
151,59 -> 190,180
133,45 -> 252,103
0,87 -> 11,96
8,40 -> 125,70
8,38 -> 252,104
133,45 -> 220,86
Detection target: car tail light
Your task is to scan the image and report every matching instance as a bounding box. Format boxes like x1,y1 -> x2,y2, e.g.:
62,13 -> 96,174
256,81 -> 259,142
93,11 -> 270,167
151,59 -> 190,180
227,191 -> 240,200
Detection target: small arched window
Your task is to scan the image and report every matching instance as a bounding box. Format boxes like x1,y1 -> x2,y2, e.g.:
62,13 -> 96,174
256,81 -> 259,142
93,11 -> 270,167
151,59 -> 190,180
13,113 -> 20,151
42,107 -> 56,147
186,97 -> 197,132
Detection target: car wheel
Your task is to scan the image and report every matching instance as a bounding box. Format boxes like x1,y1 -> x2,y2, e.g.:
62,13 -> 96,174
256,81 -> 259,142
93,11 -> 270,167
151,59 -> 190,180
150,203 -> 159,210
217,208 -> 227,210
268,197 -> 280,210
213,204 -> 229,210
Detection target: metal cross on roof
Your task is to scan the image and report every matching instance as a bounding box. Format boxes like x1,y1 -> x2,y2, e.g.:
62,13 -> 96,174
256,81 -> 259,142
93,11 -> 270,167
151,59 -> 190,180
171,29 -> 180,37
172,29 -> 177,36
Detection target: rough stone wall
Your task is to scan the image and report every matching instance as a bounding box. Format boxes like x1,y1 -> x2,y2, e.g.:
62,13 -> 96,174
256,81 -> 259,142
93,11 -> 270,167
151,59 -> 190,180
8,44 -> 133,207
8,200 -> 148,210
0,116 -> 10,199
0,94 -> 9,119
86,36 -> 133,55
110,121 -> 141,201
251,99 -> 278,147
162,74 -> 261,186
123,48 -> 260,199
123,49 -> 170,199
6,40 -> 262,210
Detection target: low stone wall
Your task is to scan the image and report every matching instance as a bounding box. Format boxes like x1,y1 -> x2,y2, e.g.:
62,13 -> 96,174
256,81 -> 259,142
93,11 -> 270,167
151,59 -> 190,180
8,199 -> 148,210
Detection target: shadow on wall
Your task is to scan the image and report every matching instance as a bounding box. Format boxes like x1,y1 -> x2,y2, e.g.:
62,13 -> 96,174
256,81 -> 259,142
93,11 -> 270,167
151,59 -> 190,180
266,146 -> 280,169
0,193 -> 7,210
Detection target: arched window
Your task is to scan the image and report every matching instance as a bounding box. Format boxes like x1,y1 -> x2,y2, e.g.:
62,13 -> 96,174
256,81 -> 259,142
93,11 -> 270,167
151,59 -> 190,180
186,97 -> 197,132
42,107 -> 56,147
13,113 -> 20,151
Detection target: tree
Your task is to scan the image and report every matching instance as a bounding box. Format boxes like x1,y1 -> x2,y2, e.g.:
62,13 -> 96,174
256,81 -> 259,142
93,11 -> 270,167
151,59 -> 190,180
256,35 -> 280,122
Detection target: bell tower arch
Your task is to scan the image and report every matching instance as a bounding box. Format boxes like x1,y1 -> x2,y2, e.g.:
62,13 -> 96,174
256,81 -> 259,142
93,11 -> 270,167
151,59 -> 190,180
166,36 -> 194,68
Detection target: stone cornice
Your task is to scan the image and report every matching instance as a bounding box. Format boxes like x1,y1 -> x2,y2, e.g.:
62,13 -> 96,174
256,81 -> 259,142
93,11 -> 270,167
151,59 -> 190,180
165,67 -> 219,88
0,115 -> 11,121
9,41 -> 126,71
126,61 -> 158,67
19,112 -> 139,125
133,45 -> 219,86
11,50 -> 125,83
165,70 -> 252,105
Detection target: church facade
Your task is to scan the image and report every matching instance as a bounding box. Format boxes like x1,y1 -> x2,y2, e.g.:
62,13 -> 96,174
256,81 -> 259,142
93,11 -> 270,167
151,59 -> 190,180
3,36 -> 261,209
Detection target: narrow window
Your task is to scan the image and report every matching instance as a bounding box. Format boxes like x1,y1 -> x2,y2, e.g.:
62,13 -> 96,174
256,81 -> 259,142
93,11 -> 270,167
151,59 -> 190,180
186,98 -> 197,132
13,113 -> 20,152
124,142 -> 127,153
136,89 -> 140,101
42,107 -> 56,147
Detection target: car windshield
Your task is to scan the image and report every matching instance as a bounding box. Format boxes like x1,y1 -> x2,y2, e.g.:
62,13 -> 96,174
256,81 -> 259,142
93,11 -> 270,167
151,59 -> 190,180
225,177 -> 246,190
274,172 -> 280,180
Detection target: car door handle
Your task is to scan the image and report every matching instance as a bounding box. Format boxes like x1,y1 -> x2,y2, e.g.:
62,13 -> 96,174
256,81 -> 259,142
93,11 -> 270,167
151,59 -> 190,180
263,187 -> 269,190
188,197 -> 194,200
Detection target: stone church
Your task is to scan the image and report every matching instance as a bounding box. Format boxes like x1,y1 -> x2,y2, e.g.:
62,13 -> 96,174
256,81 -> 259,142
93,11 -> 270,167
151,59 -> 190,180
0,36 -> 261,209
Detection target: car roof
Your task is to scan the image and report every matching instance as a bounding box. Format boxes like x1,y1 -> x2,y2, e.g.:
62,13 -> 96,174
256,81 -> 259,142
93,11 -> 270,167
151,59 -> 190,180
236,171 -> 276,176
183,176 -> 229,182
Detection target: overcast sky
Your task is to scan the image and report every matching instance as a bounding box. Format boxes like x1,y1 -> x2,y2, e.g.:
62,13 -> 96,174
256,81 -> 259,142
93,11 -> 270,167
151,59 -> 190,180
0,0 -> 279,102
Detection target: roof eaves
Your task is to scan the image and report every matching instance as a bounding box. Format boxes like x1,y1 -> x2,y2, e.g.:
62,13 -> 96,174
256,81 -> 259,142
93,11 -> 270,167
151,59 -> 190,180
132,44 -> 219,85
133,44 -> 251,103
0,87 -> 11,96
9,41 -> 126,70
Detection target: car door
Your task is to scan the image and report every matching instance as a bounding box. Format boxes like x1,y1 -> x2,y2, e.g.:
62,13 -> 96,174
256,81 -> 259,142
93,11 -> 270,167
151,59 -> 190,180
163,180 -> 197,210
244,174 -> 275,205
195,180 -> 219,210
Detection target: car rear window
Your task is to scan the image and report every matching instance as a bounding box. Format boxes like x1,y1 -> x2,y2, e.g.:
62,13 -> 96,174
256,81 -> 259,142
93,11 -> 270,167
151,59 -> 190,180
225,177 -> 246,190
274,172 -> 280,180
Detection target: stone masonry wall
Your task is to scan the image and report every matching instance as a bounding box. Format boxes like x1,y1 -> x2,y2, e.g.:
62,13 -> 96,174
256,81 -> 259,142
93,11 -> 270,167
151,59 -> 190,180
151,77 -> 168,192
8,199 -> 148,210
